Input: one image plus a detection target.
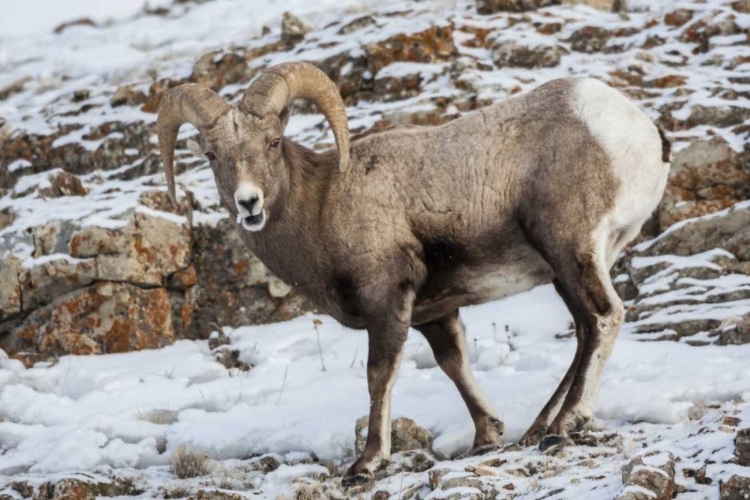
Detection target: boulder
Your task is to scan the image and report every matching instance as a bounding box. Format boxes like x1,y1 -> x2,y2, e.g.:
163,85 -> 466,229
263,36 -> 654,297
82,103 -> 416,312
641,203 -> 750,261
355,417 -> 434,456
190,51 -> 251,91
281,12 -> 309,44
0,255 -> 22,321
714,316 -> 750,346
491,40 -> 563,68
569,26 -> 638,53
561,0 -> 625,11
659,138 -> 750,231
617,451 -> 675,500
38,171 -> 88,198
34,479 -> 97,500
476,0 -> 555,14
736,428 -> 750,466
721,475 -> 750,500
69,191 -> 192,287
4,282 -> 173,363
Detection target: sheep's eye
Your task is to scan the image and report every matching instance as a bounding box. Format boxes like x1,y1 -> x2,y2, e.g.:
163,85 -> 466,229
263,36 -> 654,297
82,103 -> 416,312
270,138 -> 280,148
205,152 -> 216,161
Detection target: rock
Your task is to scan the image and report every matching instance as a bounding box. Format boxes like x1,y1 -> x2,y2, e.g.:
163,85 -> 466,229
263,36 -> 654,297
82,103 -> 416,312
213,347 -> 252,372
736,428 -> 750,466
0,255 -> 22,321
476,0 -> 555,14
39,171 -> 88,198
665,9 -> 694,27
338,16 -> 377,35
53,18 -> 96,34
248,455 -> 281,474
4,282 -> 174,363
20,256 -> 98,311
561,0 -> 625,12
190,51 -> 251,91
31,220 -> 78,257
11,481 -> 34,498
714,316 -> 750,346
688,105 -> 750,128
355,417 -> 434,456
642,203 -> 750,261
490,40 -> 563,68
167,265 -> 198,290
617,451 -> 675,500
721,475 -> 750,500
70,191 -> 192,287
281,12 -> 309,44
111,85 -> 147,107
659,137 -> 750,232
190,491 -> 243,500
0,207 -> 15,230
34,479 -> 97,500
569,26 -> 638,53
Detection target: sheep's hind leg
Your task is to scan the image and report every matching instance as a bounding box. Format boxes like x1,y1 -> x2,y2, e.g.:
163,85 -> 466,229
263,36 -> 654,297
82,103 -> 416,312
414,310 -> 503,455
538,248 -> 623,455
519,278 -> 585,447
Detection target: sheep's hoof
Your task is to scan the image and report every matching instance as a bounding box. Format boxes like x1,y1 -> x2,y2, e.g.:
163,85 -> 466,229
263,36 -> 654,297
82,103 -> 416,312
519,424 -> 547,447
341,472 -> 374,490
539,434 -> 569,455
470,443 -> 502,456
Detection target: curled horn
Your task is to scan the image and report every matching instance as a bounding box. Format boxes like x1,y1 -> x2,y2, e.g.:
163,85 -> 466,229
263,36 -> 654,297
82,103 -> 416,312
156,84 -> 231,205
239,62 -> 350,172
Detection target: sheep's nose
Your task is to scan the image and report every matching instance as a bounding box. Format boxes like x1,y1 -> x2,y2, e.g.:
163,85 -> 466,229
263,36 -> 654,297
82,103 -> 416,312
238,196 -> 259,213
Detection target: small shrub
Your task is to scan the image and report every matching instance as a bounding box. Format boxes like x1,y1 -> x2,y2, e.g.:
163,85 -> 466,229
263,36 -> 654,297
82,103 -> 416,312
170,445 -> 211,479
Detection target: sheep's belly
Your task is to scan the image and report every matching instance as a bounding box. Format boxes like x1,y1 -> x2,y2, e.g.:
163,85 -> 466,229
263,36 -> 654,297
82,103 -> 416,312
467,266 -> 551,302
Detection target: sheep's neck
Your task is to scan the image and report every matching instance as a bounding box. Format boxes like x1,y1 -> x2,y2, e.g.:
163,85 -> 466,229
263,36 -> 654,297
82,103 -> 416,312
243,139 -> 334,296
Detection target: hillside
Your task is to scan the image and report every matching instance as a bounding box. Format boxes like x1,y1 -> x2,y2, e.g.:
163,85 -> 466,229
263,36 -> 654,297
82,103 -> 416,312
1,0 -> 750,498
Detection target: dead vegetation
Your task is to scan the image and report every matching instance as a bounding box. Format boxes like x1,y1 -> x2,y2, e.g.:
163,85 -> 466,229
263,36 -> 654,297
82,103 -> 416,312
170,444 -> 212,479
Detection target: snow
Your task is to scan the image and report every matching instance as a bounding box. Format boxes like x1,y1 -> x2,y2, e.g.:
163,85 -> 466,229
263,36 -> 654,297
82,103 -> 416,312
0,285 -> 747,494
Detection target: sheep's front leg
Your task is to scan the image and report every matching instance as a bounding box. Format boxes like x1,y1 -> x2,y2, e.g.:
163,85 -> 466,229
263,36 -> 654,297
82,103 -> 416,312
343,294 -> 412,487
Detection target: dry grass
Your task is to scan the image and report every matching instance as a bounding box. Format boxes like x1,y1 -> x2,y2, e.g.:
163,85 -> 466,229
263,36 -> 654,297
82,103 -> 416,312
138,409 -> 179,425
275,480 -> 347,500
170,445 -> 212,479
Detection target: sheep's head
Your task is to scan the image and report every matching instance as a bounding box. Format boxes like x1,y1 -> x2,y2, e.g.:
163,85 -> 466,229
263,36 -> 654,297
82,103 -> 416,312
155,62 -> 350,232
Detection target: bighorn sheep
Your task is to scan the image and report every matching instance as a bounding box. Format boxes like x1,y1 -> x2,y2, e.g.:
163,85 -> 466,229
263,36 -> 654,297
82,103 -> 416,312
156,62 -> 670,486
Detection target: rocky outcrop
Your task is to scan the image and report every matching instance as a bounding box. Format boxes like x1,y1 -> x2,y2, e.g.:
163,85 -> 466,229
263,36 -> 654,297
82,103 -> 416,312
617,452 -> 675,500
721,475 -> 750,500
0,190 -> 311,365
659,137 -> 750,231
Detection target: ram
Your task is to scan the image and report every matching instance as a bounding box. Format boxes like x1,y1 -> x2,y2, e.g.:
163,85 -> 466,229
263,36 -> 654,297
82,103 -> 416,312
156,62 -> 670,486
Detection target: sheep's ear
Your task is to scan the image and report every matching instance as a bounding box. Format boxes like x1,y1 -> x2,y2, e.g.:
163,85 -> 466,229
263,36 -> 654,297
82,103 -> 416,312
278,106 -> 292,132
186,138 -> 204,159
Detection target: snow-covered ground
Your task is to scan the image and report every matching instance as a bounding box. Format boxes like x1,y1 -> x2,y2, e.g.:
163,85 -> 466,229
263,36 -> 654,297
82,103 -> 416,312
0,284 -> 748,497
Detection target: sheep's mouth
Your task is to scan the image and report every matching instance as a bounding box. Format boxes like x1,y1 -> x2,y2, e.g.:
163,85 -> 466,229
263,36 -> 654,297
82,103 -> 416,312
244,213 -> 262,225
238,210 -> 267,232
